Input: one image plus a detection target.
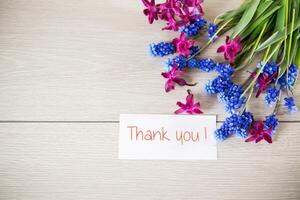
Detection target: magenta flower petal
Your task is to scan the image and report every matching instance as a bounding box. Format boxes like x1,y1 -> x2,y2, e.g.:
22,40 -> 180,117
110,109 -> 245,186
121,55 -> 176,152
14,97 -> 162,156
173,77 -> 187,86
141,0 -> 159,24
245,135 -> 257,142
217,36 -> 242,64
255,137 -> 263,143
175,90 -> 203,115
253,121 -> 264,132
255,72 -> 277,97
217,45 -> 225,53
245,120 -> 273,144
172,33 -> 195,56
263,132 -> 273,143
176,101 -> 186,107
186,93 -> 194,105
174,107 -> 185,114
192,108 -> 203,114
165,79 -> 175,92
161,64 -> 188,92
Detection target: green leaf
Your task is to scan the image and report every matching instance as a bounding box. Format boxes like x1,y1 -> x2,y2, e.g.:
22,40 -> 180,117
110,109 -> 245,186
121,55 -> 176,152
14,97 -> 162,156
287,9 -> 296,65
253,0 -> 274,20
240,4 -> 281,39
231,0 -> 261,38
295,40 -> 300,66
235,22 -> 268,71
256,17 -> 300,52
293,0 -> 299,17
271,0 -> 286,60
214,0 -> 251,25
248,17 -> 273,42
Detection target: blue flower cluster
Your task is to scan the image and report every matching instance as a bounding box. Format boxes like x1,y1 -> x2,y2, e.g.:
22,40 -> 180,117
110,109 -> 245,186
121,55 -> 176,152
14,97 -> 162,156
187,58 -> 216,72
205,76 -> 233,94
265,86 -> 279,105
207,23 -> 218,40
265,114 -> 279,130
215,63 -> 234,77
164,46 -> 201,71
258,62 -> 278,76
192,58 -> 245,113
182,17 -> 207,36
189,46 -> 200,56
165,55 -> 187,71
215,112 -> 253,141
265,114 -> 279,135
278,64 -> 298,89
284,97 -> 298,112
218,84 -> 246,114
149,42 -> 175,57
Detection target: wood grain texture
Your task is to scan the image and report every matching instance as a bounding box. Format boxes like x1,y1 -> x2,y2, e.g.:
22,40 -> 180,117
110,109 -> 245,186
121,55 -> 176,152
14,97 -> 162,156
0,1 -> 299,200
0,0 -> 297,121
0,123 -> 299,200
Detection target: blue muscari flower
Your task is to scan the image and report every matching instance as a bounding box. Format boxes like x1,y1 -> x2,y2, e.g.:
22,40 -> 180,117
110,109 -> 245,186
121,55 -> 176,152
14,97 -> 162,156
265,86 -> 279,105
187,58 -> 216,72
189,46 -> 200,57
182,17 -> 207,36
236,112 -> 253,138
165,55 -> 187,71
260,62 -> 278,76
194,17 -> 207,28
214,63 -> 234,77
278,64 -> 298,89
215,112 -> 252,141
207,23 -> 218,40
149,42 -> 175,57
284,97 -> 298,112
205,75 -> 233,94
218,84 -> 246,114
265,114 -> 279,135
182,24 -> 199,36
265,114 -> 279,130
215,114 -> 240,141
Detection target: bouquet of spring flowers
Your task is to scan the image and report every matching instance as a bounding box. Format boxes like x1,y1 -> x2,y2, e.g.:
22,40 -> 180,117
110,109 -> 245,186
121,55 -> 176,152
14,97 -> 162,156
141,0 -> 300,144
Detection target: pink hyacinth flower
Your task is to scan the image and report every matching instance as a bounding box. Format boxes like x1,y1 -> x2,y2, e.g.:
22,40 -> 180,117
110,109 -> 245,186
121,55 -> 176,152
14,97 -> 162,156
182,0 -> 204,16
142,0 -> 159,24
159,1 -> 174,21
161,64 -> 187,92
245,121 -> 273,143
162,13 -> 184,31
178,6 -> 199,25
175,90 -> 203,114
172,33 -> 195,56
217,36 -> 242,64
256,72 -> 277,97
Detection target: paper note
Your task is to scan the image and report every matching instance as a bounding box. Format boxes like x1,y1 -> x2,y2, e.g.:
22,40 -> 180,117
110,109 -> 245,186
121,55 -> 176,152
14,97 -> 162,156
119,114 -> 217,160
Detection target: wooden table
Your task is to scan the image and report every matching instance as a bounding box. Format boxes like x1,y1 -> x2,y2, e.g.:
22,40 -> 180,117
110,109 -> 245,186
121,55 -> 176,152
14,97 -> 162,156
0,1 -> 299,199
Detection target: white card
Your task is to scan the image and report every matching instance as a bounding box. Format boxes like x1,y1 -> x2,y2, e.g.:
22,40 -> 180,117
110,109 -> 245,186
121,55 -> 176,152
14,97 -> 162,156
119,114 -> 217,160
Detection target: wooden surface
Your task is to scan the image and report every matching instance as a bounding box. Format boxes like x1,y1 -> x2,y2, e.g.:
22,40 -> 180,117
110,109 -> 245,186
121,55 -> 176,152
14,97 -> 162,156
0,0 -> 299,200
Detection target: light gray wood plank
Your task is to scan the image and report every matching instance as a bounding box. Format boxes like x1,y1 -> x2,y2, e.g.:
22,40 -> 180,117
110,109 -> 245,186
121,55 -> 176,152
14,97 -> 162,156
0,0 -> 297,121
0,123 -> 299,200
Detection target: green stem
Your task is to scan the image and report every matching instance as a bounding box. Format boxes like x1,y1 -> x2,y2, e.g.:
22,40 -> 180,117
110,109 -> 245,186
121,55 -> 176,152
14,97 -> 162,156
235,22 -> 268,71
295,39 -> 300,66
272,0 -> 286,60
239,84 -> 254,114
